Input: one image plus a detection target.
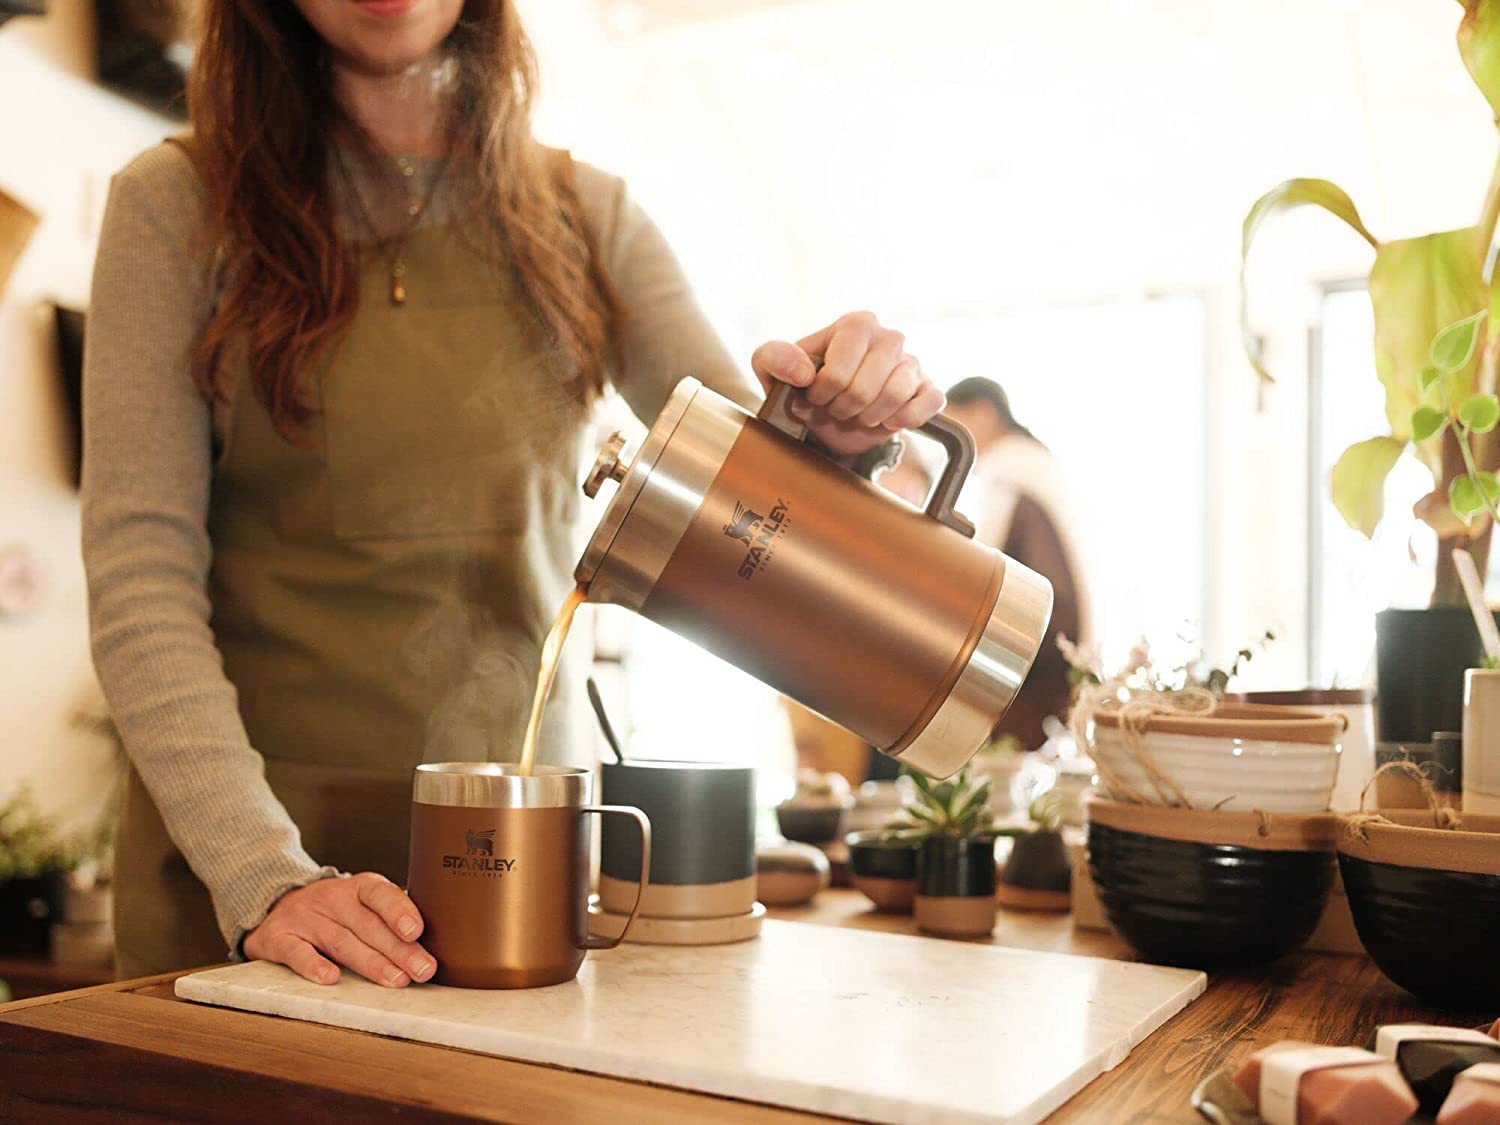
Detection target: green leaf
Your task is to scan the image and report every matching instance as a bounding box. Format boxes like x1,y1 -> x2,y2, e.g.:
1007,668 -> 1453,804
1240,179 -> 1379,382
949,780 -> 991,829
1460,0 -> 1500,122
1461,392 -> 1500,433
1411,405 -> 1450,443
1450,470 -> 1500,521
1329,436 -> 1407,537
1421,366 -> 1443,392
1369,229 -> 1485,474
1431,310 -> 1489,373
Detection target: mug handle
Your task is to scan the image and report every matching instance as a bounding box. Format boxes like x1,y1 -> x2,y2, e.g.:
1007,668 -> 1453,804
580,804 -> 652,951
757,368 -> 978,539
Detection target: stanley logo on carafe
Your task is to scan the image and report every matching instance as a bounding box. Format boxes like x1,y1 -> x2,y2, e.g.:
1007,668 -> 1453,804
576,377 -> 1054,780
723,498 -> 790,580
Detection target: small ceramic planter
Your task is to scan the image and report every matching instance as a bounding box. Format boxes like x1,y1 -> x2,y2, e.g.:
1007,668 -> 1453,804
1089,702 -> 1343,813
1464,668 -> 1500,815
914,836 -> 996,938
776,799 -> 851,844
996,829 -> 1071,911
1229,689 -> 1376,812
845,831 -> 918,913
755,840 -> 830,907
1338,809 -> 1500,1008
1086,797 -> 1337,969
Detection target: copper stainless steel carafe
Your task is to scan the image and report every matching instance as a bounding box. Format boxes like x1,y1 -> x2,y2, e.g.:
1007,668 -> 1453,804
576,378 -> 1054,779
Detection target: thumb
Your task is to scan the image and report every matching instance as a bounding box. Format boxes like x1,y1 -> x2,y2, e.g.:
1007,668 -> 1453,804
750,340 -> 817,392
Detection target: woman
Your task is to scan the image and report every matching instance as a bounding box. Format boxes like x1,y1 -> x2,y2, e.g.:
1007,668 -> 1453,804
82,0 -> 942,988
943,377 -> 1091,750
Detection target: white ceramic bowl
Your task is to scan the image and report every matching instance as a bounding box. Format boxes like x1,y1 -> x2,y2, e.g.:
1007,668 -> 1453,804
1088,703 -> 1343,814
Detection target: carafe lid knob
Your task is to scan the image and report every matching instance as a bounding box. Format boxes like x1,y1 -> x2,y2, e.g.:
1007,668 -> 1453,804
583,432 -> 630,498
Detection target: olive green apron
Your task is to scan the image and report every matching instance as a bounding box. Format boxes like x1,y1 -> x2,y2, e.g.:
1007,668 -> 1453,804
114,214 -> 592,976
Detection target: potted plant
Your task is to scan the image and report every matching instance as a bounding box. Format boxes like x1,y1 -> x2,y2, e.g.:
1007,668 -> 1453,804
776,769 -> 854,844
882,766 -> 997,938
967,732 -> 1027,819
0,786 -> 79,957
1240,2 -> 1500,742
995,793 -> 1072,912
844,828 -> 920,912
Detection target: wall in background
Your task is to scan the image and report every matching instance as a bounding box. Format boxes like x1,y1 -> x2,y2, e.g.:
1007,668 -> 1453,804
0,8 -> 170,828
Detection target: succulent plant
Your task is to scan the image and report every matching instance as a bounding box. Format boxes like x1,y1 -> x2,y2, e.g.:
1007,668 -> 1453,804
880,765 -> 995,844
785,768 -> 852,807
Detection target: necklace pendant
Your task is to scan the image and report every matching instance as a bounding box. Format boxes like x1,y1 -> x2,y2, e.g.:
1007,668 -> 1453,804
390,261 -> 407,306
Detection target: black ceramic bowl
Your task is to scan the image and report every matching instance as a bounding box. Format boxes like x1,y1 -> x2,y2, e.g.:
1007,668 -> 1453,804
776,801 -> 849,844
1087,810 -> 1335,970
845,830 -> 919,912
1338,812 -> 1500,1009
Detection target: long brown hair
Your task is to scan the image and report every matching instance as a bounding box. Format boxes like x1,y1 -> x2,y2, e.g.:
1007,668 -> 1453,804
187,1 -> 617,441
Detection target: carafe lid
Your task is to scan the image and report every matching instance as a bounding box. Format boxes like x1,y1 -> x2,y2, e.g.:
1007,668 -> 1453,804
576,378 -> 700,591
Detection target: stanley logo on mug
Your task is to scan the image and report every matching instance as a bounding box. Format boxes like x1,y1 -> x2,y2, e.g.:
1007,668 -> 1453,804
443,828 -> 516,877
725,497 -> 790,580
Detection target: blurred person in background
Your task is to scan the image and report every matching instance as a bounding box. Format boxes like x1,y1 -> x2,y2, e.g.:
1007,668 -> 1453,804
943,378 -> 1091,750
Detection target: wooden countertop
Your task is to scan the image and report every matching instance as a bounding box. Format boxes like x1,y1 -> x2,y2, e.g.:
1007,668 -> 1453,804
1,890 -> 1489,1123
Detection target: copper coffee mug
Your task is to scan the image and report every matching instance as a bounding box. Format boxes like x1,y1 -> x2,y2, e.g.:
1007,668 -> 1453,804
407,763 -> 651,988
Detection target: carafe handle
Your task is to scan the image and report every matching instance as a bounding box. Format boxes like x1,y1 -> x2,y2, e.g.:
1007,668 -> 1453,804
579,805 -> 652,951
757,376 -> 977,539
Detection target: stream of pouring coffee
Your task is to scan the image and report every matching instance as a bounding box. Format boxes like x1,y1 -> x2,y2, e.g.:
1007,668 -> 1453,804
518,583 -> 589,775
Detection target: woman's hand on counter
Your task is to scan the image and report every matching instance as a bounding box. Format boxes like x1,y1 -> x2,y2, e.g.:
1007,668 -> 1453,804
751,310 -> 945,456
242,871 -> 436,988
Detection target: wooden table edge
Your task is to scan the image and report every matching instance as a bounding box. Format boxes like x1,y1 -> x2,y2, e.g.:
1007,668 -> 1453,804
0,969 -> 834,1123
0,964 -> 212,1013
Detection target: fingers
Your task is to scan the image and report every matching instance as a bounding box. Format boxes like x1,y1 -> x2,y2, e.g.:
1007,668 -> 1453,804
749,339 -> 817,393
344,900 -> 436,983
800,312 -> 876,408
310,913 -> 412,988
273,932 -> 341,986
828,330 -> 907,421
353,871 -> 424,942
885,380 -> 947,431
241,873 -> 433,990
857,357 -> 923,428
749,311 -> 943,445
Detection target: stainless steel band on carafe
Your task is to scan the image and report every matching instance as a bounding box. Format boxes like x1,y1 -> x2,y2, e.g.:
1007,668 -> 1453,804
576,378 -> 1054,779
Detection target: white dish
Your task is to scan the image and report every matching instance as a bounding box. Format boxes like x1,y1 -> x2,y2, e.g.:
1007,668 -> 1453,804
1090,725 -> 1339,813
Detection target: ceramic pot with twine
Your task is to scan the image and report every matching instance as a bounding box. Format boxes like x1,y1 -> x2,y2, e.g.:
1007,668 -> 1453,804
1071,680 -> 1346,811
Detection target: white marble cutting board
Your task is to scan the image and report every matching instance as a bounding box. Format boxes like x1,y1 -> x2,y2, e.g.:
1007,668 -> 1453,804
176,919 -> 1202,1124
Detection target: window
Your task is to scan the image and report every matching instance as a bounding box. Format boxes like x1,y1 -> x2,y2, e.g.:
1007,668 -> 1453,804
1308,285 -> 1437,686
904,294 -> 1209,671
